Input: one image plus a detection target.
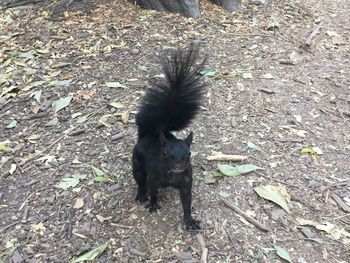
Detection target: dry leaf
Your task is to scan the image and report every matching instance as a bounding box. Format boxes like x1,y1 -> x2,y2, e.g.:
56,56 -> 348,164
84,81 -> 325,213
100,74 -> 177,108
74,198 -> 84,209
9,163 -> 17,174
96,214 -> 113,222
121,111 -> 129,124
276,185 -> 291,202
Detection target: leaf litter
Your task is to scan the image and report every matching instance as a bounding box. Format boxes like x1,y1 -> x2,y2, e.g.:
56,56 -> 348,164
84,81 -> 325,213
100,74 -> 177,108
0,1 -> 349,262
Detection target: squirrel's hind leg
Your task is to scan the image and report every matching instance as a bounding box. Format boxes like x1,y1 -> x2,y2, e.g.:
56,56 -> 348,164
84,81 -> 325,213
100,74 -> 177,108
132,155 -> 148,203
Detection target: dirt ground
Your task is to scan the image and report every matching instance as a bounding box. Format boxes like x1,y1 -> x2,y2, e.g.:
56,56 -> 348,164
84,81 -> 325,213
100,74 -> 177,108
1,0 -> 349,262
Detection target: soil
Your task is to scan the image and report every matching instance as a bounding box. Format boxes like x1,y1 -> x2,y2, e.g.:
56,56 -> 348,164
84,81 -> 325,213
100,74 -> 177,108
0,0 -> 349,262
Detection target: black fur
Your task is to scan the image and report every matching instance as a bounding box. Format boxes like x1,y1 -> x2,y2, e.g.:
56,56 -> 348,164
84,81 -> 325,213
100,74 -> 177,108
132,45 -> 206,230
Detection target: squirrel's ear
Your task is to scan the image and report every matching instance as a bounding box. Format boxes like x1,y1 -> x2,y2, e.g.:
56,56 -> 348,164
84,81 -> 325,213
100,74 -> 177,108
159,132 -> 167,147
185,131 -> 193,147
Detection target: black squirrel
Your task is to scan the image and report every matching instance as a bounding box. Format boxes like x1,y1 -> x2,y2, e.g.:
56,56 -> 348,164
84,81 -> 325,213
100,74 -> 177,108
132,45 -> 206,230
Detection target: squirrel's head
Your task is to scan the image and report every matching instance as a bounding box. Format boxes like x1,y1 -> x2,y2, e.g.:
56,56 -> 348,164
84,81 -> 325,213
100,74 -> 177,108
160,132 -> 193,173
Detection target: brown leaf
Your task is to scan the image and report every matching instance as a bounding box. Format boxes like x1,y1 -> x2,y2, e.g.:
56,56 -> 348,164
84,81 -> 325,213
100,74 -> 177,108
121,111 -> 129,124
73,198 -> 84,209
96,214 -> 113,223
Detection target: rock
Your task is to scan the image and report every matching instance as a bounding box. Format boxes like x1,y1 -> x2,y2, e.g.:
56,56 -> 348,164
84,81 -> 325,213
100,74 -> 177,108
176,251 -> 192,260
299,227 -> 316,239
12,250 -> 24,263
131,48 -> 140,55
270,208 -> 285,221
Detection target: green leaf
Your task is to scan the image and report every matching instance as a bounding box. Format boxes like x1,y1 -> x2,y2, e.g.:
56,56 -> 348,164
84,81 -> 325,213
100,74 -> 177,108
46,117 -> 59,127
137,65 -> 148,71
130,213 -> 138,220
91,166 -> 108,182
242,72 -> 253,79
300,146 -> 315,154
105,82 -> 127,89
273,245 -> 292,263
48,79 -> 72,87
77,114 -> 89,124
94,175 -> 107,183
219,191 -> 231,198
52,96 -> 73,113
261,73 -> 274,79
91,166 -> 105,177
218,164 -> 263,177
99,116 -> 112,128
71,112 -> 83,118
56,174 -> 86,190
70,243 -> 108,263
200,70 -> 217,77
30,90 -> 42,103
247,141 -> 262,152
254,185 -> 290,213
0,143 -> 7,151
109,102 -> 125,109
6,120 -> 17,129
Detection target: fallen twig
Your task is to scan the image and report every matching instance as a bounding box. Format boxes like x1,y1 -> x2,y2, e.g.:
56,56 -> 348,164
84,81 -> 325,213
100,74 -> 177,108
207,154 -> 248,162
274,137 -> 304,143
0,221 -> 21,233
110,223 -> 134,229
331,193 -> 350,213
21,135 -> 65,170
220,198 -> 269,232
196,234 -> 207,263
303,21 -> 324,47
19,192 -> 35,211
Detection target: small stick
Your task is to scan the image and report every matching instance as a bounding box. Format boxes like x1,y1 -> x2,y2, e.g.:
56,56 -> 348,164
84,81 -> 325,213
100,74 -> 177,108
0,221 -> 21,233
304,21 -> 323,47
274,137 -> 304,143
334,213 -> 350,220
196,234 -> 206,249
22,135 -> 65,170
207,155 -> 248,162
110,223 -> 133,229
200,248 -> 208,263
196,234 -> 207,263
19,192 -> 34,211
220,198 -> 269,232
331,193 -> 350,213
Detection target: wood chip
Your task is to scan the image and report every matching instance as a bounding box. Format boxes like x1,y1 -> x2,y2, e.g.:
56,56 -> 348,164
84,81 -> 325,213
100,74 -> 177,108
331,193 -> 350,213
73,198 -> 84,209
303,21 -> 323,47
207,155 -> 248,162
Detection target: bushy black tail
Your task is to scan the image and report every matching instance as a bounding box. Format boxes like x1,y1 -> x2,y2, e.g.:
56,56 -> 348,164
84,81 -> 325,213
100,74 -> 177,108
136,45 -> 206,138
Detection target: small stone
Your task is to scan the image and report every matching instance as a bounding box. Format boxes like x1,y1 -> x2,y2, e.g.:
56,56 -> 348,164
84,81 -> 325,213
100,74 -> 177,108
270,209 -> 285,221
12,250 -> 24,263
176,251 -> 192,260
131,49 -> 140,55
299,227 -> 316,238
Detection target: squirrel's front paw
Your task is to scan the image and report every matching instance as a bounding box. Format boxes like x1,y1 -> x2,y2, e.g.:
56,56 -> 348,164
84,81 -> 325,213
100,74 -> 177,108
185,217 -> 200,230
135,193 -> 148,203
145,202 -> 160,213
